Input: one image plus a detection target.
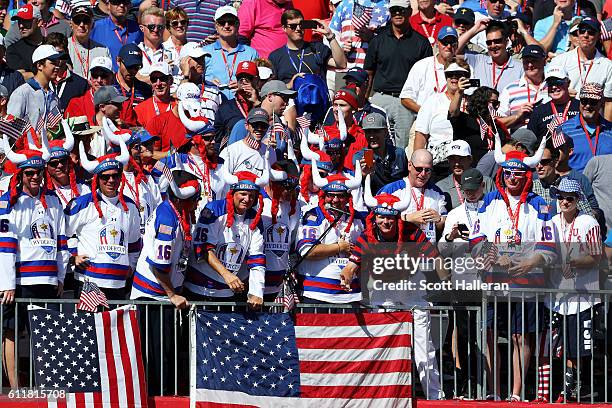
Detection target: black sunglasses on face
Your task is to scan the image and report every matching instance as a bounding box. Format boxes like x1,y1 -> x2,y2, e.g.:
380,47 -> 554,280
217,19 -> 238,27
170,19 -> 188,28
578,28 -> 597,36
489,100 -> 500,109
581,98 -> 601,106
445,72 -> 466,79
109,0 -> 130,5
557,194 -> 576,202
72,15 -> 92,26
99,173 -> 121,181
547,79 -> 567,87
145,24 -> 165,32
91,70 -> 110,79
485,38 -> 505,46
489,0 -> 505,4
389,6 -> 408,15
250,123 -> 269,131
439,39 -> 458,47
285,23 -> 303,30
200,134 -> 215,141
538,158 -> 555,166
150,74 -> 169,83
48,159 -> 69,168
412,166 -> 433,174
23,169 -> 42,177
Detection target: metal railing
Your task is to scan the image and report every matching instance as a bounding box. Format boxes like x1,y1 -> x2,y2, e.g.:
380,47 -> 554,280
1,291 -> 612,402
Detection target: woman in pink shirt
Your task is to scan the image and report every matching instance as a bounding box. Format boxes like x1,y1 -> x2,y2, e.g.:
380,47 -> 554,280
238,0 -> 293,58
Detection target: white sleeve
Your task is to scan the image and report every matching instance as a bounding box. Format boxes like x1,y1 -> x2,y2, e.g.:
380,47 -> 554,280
399,62 -> 421,100
56,209 -> 69,284
128,208 -> 142,269
247,226 -> 265,299
414,99 -> 433,134
498,85 -> 512,116
0,210 -> 16,291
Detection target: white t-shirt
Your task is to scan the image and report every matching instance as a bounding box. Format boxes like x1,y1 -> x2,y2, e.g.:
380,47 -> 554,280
550,48 -> 612,98
414,92 -> 453,163
399,56 -> 448,106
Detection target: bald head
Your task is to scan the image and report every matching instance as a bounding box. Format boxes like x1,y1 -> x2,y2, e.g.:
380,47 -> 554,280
410,149 -> 433,167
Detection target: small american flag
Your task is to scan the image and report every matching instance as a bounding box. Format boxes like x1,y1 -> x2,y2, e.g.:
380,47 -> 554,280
296,114 -> 311,133
77,280 -> 109,312
192,310 -> 413,407
352,3 -> 373,35
29,305 -> 148,408
551,128 -> 567,148
601,18 -> 612,41
153,157 -> 175,185
0,116 -> 31,141
36,109 -> 63,135
274,264 -> 300,312
479,241 -> 498,272
477,118 -> 494,149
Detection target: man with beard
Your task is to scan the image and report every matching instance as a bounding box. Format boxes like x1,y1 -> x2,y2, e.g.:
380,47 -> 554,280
555,83 -> 612,172
134,62 -> 175,127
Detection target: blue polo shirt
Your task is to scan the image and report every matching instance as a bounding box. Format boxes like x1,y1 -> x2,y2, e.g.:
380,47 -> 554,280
534,16 -> 571,54
203,40 -> 259,99
561,115 -> 612,172
90,17 -> 144,71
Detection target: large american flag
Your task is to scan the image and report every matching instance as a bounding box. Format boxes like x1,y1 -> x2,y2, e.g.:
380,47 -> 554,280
29,306 -> 148,408
192,310 -> 413,407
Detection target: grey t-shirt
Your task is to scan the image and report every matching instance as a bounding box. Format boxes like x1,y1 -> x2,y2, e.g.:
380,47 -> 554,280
583,155 -> 612,230
7,80 -> 61,130
68,39 -> 112,80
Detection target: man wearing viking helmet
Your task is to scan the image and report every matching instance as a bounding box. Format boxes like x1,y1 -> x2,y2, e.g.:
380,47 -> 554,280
0,134 -> 69,388
64,135 -> 142,300
470,133 -> 557,401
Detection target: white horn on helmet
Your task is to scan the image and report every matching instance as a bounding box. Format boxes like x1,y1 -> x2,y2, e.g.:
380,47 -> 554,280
79,141 -> 98,173
493,131 -> 506,165
3,134 -> 27,164
363,174 -> 378,208
300,130 -> 320,162
311,157 -> 329,188
39,127 -> 50,162
61,119 -> 74,151
344,162 -> 362,190
392,189 -> 412,212
221,162 -> 239,186
307,127 -> 321,145
102,117 -> 131,146
523,134 -> 547,168
167,157 -> 198,199
178,101 -> 208,133
114,136 -> 130,166
337,109 -> 348,142
26,128 -> 38,150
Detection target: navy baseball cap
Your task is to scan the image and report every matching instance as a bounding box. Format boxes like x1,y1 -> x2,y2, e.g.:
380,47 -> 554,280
454,7 -> 475,25
522,44 -> 546,59
343,68 -> 368,85
118,44 -> 143,68
438,26 -> 458,40
579,17 -> 601,32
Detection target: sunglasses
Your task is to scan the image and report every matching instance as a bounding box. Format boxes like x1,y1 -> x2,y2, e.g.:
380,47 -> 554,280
150,74 -> 170,83
538,158 -> 555,166
145,24 -> 165,32
109,0 -> 130,5
284,23 -> 303,30
48,158 -> 69,168
439,39 -> 458,47
578,28 -> 597,36
581,98 -> 600,106
217,18 -> 238,27
23,169 -> 42,178
489,0 -> 505,3
445,72 -> 466,79
99,172 -> 122,182
485,38 -> 505,46
91,71 -> 110,79
557,194 -> 576,202
170,19 -> 188,28
547,79 -> 567,87
503,169 -> 526,178
250,123 -> 269,131
236,75 -> 254,83
389,6 -> 408,15
412,165 -> 433,174
72,15 -> 92,26
489,100 -> 500,109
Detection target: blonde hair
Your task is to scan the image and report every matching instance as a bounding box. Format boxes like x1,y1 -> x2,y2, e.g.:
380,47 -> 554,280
140,6 -> 166,23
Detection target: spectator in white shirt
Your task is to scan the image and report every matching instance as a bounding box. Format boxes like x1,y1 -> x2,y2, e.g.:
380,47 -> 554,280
136,7 -> 176,84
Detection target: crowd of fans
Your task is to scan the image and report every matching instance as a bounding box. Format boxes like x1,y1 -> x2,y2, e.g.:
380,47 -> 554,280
0,0 -> 611,403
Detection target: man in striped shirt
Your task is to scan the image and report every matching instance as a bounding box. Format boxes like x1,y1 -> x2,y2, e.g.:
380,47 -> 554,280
498,44 -> 549,131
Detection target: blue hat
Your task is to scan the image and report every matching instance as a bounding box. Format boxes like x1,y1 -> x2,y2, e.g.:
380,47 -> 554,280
128,129 -> 159,146
579,17 -> 601,32
437,26 -> 458,41
522,44 -> 546,59
118,44 -> 143,68
343,68 -> 369,85
454,8 -> 475,25
550,178 -> 584,200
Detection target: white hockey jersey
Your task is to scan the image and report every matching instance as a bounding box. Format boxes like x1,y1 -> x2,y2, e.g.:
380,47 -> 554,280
218,141 -> 277,197
185,199 -> 266,298
262,195 -> 300,294
121,171 -> 162,234
131,200 -> 187,301
65,192 -> 142,288
0,191 -> 69,290
297,206 -> 365,303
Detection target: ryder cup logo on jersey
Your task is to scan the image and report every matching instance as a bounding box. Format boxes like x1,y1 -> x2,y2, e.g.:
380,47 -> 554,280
98,226 -> 126,260
265,223 -> 290,257
217,243 -> 244,272
30,219 -> 56,254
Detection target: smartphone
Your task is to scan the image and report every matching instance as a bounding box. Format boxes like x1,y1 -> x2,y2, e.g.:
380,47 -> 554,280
302,20 -> 320,30
364,149 -> 374,167
468,79 -> 481,88
457,224 -> 470,234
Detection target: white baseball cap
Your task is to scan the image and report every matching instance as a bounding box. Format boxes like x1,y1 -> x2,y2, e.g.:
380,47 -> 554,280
179,42 -> 210,61
176,82 -> 201,102
150,62 -> 171,76
32,44 -> 62,64
545,66 -> 569,81
89,56 -> 113,74
389,0 -> 410,8
257,66 -> 273,80
214,5 -> 238,21
447,140 -> 472,157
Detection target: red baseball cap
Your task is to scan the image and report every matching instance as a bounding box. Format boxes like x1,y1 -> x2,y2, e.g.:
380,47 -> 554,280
236,61 -> 258,78
11,4 -> 42,21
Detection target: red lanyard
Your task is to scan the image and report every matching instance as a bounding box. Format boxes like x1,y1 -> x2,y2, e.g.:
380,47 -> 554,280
551,101 -> 571,124
221,50 -> 238,82
560,215 -> 577,257
116,73 -> 135,105
453,176 -> 464,204
421,22 -> 435,46
526,80 -> 542,104
71,36 -> 90,78
152,97 -> 173,116
580,115 -> 601,156
200,83 -> 209,102
123,174 -> 140,209
142,50 -> 152,65
53,183 -> 73,206
114,28 -> 128,45
505,199 -> 522,243
411,187 -> 426,211
577,51 -> 594,87
168,198 -> 192,243
433,58 -> 446,93
492,59 -> 510,90
235,95 -> 249,118
188,154 -> 212,201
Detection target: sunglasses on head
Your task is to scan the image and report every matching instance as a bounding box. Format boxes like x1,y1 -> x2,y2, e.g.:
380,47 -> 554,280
72,15 -> 91,26
145,24 -> 165,32
99,172 -> 121,182
412,165 -> 433,174
503,169 -> 526,178
48,158 -> 69,168
578,27 -> 597,36
170,19 -> 188,28
23,169 -> 42,178
485,37 -> 505,46
557,194 -> 576,202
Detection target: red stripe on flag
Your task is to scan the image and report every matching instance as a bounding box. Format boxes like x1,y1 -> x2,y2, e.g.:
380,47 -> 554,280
296,311 -> 413,327
94,391 -> 103,406
130,309 -> 149,407
116,309 -> 136,408
196,403 -> 259,408
296,333 -> 412,349
75,392 -> 84,406
300,358 -> 412,374
300,384 -> 412,399
102,312 -> 120,407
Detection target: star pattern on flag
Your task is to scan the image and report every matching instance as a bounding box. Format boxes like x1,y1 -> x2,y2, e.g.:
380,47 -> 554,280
195,312 -> 300,397
31,310 -> 101,392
